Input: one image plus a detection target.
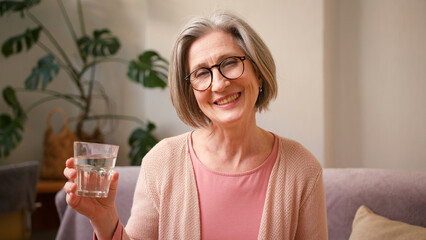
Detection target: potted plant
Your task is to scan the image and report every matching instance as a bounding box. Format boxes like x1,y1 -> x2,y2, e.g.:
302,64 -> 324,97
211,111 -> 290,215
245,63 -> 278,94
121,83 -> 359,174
0,0 -> 168,166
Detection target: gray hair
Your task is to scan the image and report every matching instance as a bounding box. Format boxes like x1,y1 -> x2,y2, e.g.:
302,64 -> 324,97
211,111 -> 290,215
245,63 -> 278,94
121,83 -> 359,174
169,11 -> 277,128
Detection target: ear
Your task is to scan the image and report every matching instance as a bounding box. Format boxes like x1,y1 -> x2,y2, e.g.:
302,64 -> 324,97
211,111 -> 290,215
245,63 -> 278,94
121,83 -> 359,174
257,76 -> 263,87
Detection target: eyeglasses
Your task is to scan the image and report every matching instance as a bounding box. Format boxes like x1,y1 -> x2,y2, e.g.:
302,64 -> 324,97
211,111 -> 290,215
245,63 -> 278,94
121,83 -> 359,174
185,56 -> 248,91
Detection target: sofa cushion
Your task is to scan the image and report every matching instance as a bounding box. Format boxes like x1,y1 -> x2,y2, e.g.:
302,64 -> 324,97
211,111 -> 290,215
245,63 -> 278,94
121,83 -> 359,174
349,205 -> 426,240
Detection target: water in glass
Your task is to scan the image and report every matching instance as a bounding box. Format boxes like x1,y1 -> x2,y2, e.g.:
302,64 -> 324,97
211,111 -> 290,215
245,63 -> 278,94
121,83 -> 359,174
75,155 -> 116,198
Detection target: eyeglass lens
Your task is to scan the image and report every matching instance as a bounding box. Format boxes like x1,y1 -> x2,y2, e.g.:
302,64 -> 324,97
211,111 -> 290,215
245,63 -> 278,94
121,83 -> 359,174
189,56 -> 245,91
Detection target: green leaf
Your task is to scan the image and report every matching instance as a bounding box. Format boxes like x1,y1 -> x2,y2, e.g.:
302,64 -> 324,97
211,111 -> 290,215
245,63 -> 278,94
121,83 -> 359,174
128,121 -> 158,166
2,87 -> 25,120
0,114 -> 24,158
1,26 -> 42,57
25,54 -> 59,90
0,0 -> 41,17
127,50 -> 168,89
77,29 -> 120,59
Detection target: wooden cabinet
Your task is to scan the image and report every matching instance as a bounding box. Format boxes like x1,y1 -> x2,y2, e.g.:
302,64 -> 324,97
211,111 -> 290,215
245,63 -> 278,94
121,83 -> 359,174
32,180 -> 66,231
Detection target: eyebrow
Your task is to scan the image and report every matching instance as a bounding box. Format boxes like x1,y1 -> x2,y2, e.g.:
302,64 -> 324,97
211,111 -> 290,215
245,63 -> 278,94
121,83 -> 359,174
190,53 -> 240,72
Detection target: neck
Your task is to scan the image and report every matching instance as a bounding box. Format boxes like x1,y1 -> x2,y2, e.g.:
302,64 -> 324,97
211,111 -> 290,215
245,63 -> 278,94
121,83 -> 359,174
193,114 -> 273,172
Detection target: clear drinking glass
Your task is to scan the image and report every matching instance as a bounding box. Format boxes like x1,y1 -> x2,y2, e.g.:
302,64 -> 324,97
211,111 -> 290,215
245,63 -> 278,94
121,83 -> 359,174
74,141 -> 119,198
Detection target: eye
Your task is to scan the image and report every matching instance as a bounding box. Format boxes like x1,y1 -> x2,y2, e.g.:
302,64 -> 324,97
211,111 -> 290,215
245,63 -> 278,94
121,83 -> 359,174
193,68 -> 210,79
221,57 -> 239,69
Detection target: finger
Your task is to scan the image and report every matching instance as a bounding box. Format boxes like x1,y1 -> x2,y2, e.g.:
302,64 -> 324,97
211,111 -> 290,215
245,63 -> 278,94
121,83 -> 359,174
109,171 -> 119,191
66,191 -> 81,209
65,158 -> 74,168
63,167 -> 77,180
106,171 -> 119,200
63,181 -> 77,194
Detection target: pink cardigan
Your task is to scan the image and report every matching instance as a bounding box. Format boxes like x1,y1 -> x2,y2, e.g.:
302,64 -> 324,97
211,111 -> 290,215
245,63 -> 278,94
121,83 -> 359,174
119,132 -> 327,239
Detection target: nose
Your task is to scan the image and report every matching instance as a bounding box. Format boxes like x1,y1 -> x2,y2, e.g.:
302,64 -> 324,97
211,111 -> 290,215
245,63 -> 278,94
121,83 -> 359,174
210,68 -> 230,92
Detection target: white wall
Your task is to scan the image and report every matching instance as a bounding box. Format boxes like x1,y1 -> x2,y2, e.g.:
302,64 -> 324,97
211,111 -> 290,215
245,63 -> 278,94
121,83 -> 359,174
1,0 -> 325,166
325,0 -> 426,171
2,0 -> 425,171
143,0 -> 326,165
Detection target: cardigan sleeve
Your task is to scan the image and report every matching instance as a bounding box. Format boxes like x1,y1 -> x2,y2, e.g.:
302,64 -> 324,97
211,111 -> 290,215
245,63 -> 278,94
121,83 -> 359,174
294,169 -> 328,240
122,163 -> 159,240
121,133 -> 198,240
93,219 -> 123,240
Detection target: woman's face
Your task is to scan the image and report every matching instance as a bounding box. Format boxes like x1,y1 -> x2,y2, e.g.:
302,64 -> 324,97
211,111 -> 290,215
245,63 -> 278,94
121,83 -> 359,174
187,30 -> 261,127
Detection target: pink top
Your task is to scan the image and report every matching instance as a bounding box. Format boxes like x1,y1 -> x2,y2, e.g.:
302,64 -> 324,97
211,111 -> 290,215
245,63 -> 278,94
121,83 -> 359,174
188,132 -> 278,240
104,132 -> 327,239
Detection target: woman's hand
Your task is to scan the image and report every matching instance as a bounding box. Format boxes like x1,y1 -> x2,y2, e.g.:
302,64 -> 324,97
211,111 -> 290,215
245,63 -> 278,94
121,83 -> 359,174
63,158 -> 120,239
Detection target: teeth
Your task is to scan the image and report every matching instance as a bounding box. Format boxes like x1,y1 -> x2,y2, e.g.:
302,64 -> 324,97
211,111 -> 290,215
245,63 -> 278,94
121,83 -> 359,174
216,93 -> 240,105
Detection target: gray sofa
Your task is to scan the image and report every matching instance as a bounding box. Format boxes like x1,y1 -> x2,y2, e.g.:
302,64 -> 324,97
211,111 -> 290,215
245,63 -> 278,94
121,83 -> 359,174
55,167 -> 426,240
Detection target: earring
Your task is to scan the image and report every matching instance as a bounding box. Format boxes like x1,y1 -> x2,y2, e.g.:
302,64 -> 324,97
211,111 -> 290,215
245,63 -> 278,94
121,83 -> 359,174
259,86 -> 263,93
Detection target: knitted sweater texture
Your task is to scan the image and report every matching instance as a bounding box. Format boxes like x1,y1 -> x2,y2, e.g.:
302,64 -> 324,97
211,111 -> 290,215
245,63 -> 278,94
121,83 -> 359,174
122,132 -> 328,240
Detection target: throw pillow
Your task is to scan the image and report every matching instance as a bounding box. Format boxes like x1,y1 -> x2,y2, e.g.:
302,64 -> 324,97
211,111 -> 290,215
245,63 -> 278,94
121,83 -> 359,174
349,205 -> 426,240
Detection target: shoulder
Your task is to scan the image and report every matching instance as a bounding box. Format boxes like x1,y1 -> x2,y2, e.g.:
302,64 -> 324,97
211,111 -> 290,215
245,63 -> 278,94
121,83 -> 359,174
138,132 -> 195,203
133,132 -> 192,212
274,135 -> 323,186
141,132 -> 189,171
139,132 -> 190,182
276,135 -> 322,171
273,135 -> 324,204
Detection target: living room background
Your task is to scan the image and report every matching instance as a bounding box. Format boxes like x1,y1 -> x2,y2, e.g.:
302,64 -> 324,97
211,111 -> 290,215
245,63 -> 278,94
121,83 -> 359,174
1,0 -> 425,171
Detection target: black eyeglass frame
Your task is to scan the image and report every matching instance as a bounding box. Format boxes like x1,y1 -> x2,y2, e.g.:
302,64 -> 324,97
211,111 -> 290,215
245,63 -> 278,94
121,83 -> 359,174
185,56 -> 249,91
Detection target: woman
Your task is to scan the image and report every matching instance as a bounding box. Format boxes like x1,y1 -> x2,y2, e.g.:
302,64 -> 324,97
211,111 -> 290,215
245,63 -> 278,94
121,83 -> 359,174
64,12 -> 328,239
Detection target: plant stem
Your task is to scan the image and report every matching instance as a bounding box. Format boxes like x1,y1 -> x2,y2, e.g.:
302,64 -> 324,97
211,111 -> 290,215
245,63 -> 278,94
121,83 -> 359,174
79,57 -> 129,78
84,60 -> 97,119
57,0 -> 90,65
77,0 -> 86,36
15,87 -> 81,98
35,41 -> 85,93
36,41 -> 68,69
26,9 -> 87,99
57,0 -> 77,43
26,9 -> 77,73
85,114 -> 145,126
35,40 -> 86,100
24,94 -> 84,113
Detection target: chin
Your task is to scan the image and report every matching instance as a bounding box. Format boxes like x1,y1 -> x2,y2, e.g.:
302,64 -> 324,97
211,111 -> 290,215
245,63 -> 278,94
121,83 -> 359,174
213,113 -> 247,126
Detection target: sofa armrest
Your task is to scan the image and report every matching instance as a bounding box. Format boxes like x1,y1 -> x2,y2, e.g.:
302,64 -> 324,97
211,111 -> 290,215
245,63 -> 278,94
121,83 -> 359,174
324,168 -> 426,240
55,166 -> 140,240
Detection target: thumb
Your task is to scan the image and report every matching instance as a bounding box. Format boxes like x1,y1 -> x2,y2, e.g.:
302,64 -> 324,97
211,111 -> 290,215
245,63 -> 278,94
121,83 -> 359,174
108,171 -> 119,198
66,191 -> 81,209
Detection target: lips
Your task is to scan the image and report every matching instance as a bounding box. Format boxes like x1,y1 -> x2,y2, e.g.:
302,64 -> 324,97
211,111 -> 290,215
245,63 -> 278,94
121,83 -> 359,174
214,92 -> 241,105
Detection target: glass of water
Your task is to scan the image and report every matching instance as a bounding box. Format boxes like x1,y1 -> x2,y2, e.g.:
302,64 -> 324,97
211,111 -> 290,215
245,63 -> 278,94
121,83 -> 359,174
74,141 -> 119,198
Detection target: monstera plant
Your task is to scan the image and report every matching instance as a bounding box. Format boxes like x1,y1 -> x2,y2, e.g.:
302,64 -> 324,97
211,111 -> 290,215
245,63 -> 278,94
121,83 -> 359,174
0,0 -> 168,165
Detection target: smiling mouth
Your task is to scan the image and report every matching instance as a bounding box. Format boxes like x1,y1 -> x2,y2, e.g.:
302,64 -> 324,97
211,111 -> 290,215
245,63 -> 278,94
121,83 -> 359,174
214,92 -> 241,105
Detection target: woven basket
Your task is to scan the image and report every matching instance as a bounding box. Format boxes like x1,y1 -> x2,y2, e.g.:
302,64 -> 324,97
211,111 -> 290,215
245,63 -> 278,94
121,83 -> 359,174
41,108 -> 105,180
41,108 -> 79,180
75,114 -> 104,143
